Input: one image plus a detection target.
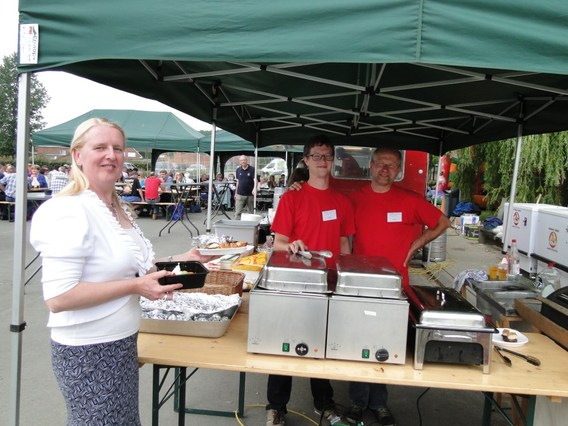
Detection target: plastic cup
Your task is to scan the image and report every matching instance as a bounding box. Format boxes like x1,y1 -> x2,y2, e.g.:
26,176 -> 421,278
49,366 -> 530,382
488,265 -> 498,280
497,265 -> 507,280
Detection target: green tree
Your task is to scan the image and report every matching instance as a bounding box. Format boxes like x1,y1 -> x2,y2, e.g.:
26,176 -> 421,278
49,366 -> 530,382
0,52 -> 49,156
455,133 -> 568,207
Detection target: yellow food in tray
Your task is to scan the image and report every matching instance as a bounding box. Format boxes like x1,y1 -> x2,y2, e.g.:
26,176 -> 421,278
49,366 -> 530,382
231,252 -> 267,271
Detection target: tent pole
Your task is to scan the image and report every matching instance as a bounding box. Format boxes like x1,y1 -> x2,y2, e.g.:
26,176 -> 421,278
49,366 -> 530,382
502,121 -> 524,253
424,142 -> 445,268
10,72 -> 32,426
205,116 -> 217,233
253,131 -> 259,213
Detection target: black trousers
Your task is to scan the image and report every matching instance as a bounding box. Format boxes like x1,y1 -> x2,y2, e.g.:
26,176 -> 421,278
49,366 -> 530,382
266,374 -> 334,412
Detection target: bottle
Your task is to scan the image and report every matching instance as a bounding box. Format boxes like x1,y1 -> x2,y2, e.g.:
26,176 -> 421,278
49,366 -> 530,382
507,239 -> 521,280
537,263 -> 561,297
262,235 -> 274,253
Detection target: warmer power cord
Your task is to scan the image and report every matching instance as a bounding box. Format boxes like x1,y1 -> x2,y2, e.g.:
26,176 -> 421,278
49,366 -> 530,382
416,387 -> 431,426
233,403 -> 320,426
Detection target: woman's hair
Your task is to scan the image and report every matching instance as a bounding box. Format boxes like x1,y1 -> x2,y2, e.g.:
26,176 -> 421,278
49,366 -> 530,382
287,160 -> 309,187
58,118 -> 126,204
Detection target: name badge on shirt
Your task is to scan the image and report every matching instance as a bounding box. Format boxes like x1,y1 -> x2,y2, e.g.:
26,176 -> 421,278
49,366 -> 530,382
322,209 -> 337,221
387,212 -> 402,222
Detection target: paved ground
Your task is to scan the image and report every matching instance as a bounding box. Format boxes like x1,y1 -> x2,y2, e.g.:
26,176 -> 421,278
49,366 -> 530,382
0,211 -> 508,425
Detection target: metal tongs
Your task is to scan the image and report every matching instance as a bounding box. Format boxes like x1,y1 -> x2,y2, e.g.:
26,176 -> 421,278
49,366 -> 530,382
298,250 -> 333,259
494,346 -> 541,366
493,346 -> 512,367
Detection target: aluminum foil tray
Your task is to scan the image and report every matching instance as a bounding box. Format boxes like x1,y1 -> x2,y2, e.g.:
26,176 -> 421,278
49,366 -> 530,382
335,255 -> 402,298
260,250 -> 328,293
411,286 -> 494,332
139,292 -> 241,337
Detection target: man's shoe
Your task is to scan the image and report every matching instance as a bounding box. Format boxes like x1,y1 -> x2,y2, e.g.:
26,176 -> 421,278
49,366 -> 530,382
314,406 -> 349,425
370,406 -> 395,426
266,409 -> 286,425
345,405 -> 364,424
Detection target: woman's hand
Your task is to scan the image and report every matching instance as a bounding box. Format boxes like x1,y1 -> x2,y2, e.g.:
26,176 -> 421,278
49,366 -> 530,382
136,270 -> 182,301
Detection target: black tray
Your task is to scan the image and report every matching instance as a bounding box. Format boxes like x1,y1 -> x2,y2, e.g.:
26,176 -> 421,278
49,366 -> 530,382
155,261 -> 208,289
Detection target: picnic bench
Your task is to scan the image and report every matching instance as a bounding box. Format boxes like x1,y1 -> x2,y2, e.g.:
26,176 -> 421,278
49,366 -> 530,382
129,201 -> 176,220
0,201 -> 16,221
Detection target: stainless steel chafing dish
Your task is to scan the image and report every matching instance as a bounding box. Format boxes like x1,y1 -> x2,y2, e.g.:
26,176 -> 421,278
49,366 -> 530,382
335,255 -> 402,298
260,250 -> 328,293
409,285 -> 497,374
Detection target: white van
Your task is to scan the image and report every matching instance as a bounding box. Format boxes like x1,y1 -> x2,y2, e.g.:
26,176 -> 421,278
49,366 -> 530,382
260,158 -> 287,176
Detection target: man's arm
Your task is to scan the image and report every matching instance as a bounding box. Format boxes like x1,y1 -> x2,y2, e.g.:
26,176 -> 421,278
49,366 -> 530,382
340,236 -> 352,255
403,214 -> 451,267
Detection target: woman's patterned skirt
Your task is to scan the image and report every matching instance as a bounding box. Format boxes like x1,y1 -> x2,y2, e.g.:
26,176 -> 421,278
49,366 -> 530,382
51,333 -> 141,425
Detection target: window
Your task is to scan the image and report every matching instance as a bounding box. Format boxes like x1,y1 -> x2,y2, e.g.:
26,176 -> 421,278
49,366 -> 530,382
331,146 -> 405,181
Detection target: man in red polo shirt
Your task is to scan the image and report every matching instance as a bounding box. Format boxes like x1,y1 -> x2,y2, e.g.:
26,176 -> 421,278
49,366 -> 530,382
347,147 -> 450,426
267,135 -> 355,426
143,172 -> 163,219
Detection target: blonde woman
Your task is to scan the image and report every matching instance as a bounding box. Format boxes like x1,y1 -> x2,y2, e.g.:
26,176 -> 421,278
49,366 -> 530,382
30,118 -> 209,425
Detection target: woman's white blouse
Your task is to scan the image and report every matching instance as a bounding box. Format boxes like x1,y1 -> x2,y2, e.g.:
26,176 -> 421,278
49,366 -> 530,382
30,190 -> 155,344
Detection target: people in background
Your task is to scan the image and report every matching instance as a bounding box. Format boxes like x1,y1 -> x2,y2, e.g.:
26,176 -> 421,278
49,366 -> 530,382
121,170 -> 143,202
277,173 -> 286,187
257,176 -> 270,190
266,135 -> 354,426
159,169 -> 173,190
234,155 -> 256,219
49,165 -> 70,194
28,164 -> 49,189
336,147 -> 363,177
143,172 -> 163,219
267,175 -> 277,188
0,164 -> 16,221
174,171 -> 186,184
138,170 -> 146,188
227,173 -> 237,209
30,117 -> 210,425
213,173 -> 231,207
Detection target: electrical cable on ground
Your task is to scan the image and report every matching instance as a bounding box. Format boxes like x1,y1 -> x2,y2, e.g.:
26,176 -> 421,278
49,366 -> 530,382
233,403 -> 320,425
416,387 -> 431,426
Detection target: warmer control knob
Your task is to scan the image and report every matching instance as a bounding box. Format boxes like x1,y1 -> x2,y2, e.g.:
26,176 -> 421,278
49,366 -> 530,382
295,343 -> 309,356
375,348 -> 389,362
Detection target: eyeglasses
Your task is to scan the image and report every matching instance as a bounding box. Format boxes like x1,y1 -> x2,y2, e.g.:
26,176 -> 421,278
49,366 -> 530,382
308,153 -> 334,162
373,161 -> 400,171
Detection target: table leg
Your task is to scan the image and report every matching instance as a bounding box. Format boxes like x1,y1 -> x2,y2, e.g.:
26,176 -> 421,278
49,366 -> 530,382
152,365 -> 160,426
178,367 -> 186,426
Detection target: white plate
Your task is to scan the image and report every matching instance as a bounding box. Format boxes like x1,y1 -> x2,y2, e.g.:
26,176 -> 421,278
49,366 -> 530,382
493,328 -> 529,347
198,245 -> 253,256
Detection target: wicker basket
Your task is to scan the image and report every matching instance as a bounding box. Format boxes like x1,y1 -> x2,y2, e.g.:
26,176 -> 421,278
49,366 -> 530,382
178,270 -> 245,296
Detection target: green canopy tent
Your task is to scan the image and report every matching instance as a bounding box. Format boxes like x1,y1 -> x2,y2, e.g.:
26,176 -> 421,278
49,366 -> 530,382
10,1 -> 568,423
17,0 -> 568,154
32,109 -> 204,152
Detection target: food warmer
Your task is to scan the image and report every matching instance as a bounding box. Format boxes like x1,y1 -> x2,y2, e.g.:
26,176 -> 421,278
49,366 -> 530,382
409,285 -> 496,374
247,251 -> 329,359
326,255 -> 409,364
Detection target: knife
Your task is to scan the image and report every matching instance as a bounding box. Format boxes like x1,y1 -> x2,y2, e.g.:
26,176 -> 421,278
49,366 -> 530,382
495,346 -> 541,366
493,346 -> 512,367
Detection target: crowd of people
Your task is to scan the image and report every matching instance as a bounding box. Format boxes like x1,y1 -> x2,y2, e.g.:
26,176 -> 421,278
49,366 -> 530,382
20,116 -> 450,426
0,162 -> 72,221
